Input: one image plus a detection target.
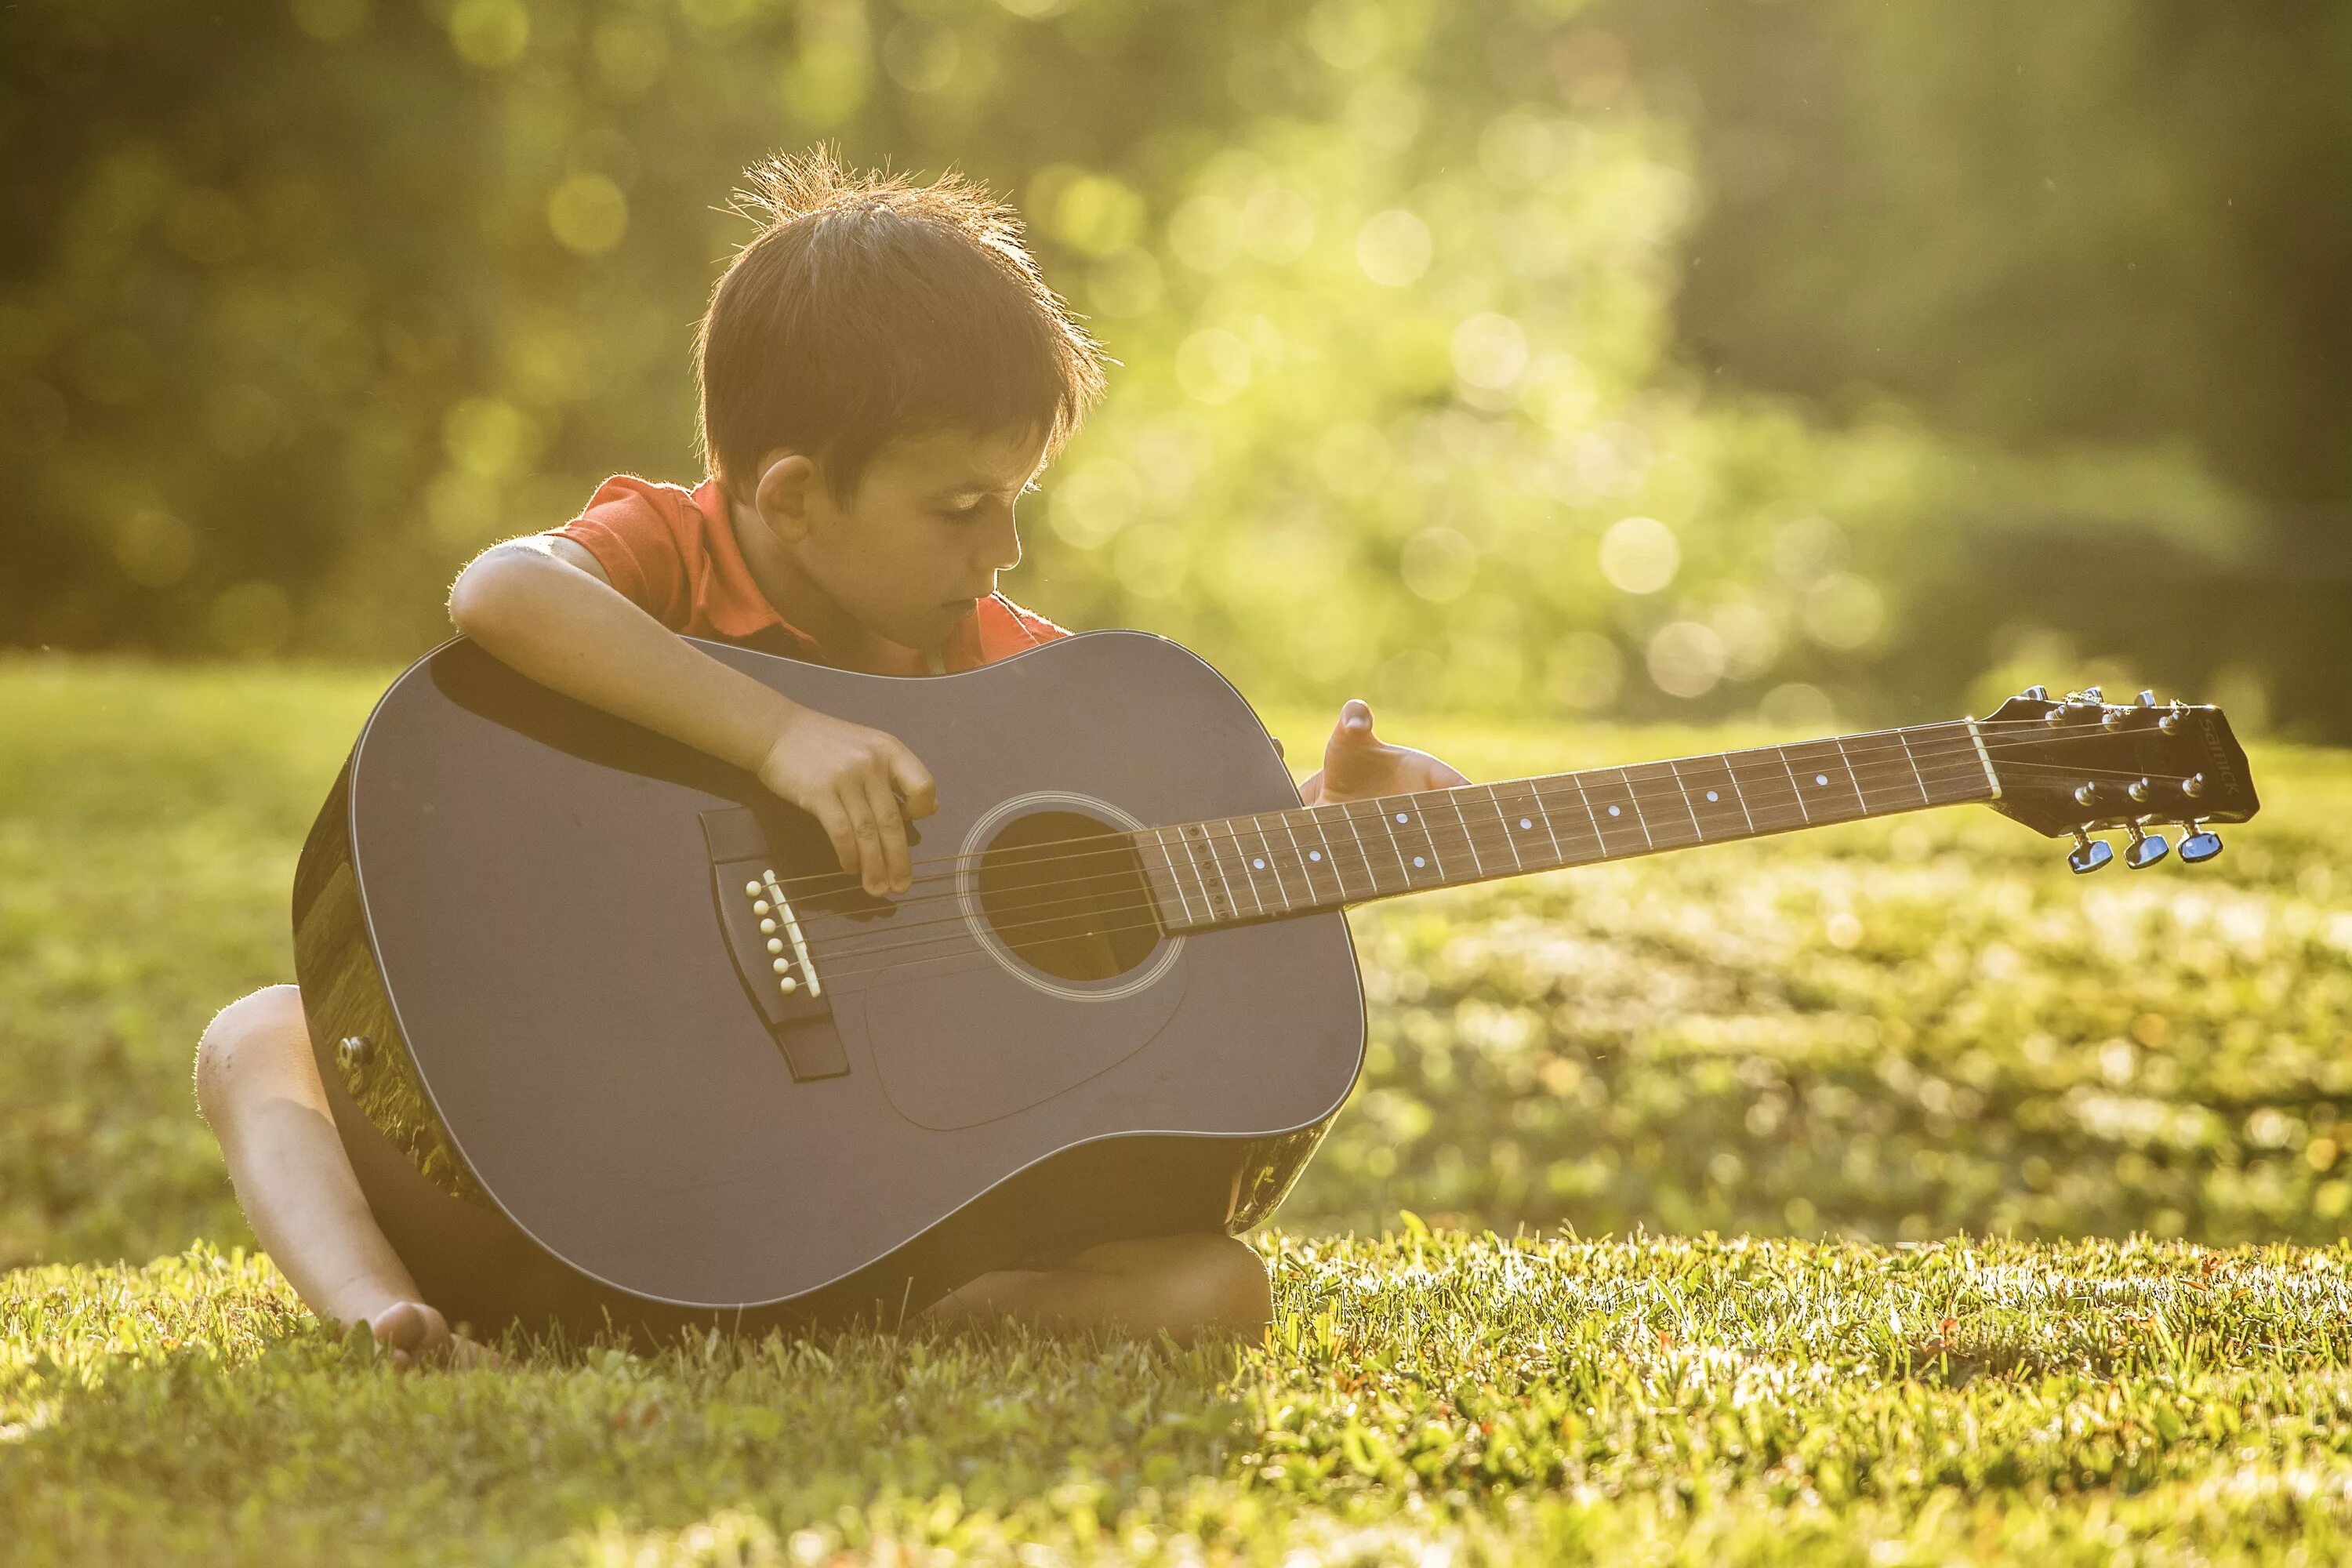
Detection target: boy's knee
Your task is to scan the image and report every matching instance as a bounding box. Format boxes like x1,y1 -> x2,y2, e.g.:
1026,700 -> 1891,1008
194,984 -> 311,1120
1169,1232 -> 1272,1337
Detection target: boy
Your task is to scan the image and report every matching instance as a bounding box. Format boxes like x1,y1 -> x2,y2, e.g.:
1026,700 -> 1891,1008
194,151 -> 1470,1367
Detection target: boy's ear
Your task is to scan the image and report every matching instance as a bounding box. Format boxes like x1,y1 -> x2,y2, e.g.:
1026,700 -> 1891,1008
750,451 -> 821,543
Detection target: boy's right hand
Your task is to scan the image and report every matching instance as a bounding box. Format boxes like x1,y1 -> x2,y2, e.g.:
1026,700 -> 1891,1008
757,707 -> 938,896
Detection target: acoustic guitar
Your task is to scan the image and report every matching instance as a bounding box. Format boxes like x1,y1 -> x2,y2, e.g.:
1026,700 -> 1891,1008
292,632 -> 2258,1343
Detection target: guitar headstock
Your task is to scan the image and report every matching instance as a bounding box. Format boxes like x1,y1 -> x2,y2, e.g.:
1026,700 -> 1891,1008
1980,685 -> 2259,873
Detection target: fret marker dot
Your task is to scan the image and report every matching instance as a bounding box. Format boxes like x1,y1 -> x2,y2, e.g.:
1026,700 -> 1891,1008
1814,773 -> 1829,786
1308,850 -> 1323,862
1519,817 -> 1533,829
1251,857 -> 1265,870
1608,805 -> 1621,818
1705,791 -> 1719,803
1413,855 -> 1425,869
1395,811 -> 1408,823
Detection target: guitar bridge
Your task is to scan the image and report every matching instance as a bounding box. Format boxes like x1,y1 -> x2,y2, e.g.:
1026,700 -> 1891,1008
702,807 -> 844,1080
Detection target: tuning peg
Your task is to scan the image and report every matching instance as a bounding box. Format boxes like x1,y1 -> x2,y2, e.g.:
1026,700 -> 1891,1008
2178,823 -> 2223,863
2067,830 -> 2114,874
2127,778 -> 2151,804
2137,689 -> 2156,707
2182,772 -> 2205,800
2020,684 -> 2049,702
2123,823 -> 2170,869
2082,686 -> 2103,703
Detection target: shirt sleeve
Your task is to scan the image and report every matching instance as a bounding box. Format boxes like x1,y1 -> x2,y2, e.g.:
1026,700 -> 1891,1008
546,476 -> 694,629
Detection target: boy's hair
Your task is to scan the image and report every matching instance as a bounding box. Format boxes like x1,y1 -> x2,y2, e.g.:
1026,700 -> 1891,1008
697,149 -> 1108,506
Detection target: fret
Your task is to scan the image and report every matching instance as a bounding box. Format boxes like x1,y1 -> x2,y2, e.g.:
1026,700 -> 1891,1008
1160,720 -> 2009,931
1494,777 -> 1567,866
1424,790 -> 1483,878
1723,746 -> 1806,833
1562,771 -> 1609,855
1776,746 -> 1813,824
1338,800 -> 1396,897
1178,821 -> 1241,924
1625,761 -> 1702,848
1265,811 -> 1308,906
1273,811 -> 1327,906
1144,828 -> 1197,927
1343,797 -> 1413,893
1673,753 -> 1752,840
1844,731 -> 1929,814
1220,818 -> 1269,918
1299,803 -> 1358,902
1575,768 -> 1652,858
1893,731 -> 1933,810
1475,784 -> 1526,873
1379,796 -> 1446,884
1906,721 -> 2001,807
1234,814 -> 1292,913
1779,739 -> 1868,823
1161,824 -> 1214,927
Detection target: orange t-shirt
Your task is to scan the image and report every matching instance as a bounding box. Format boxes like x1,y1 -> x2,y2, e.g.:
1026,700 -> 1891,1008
547,474 -> 1068,672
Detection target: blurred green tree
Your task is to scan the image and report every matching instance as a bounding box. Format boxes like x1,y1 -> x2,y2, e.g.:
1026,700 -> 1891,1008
0,0 -> 2336,735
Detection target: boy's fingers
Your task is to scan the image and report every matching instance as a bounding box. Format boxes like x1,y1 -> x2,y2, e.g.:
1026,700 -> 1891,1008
809,797 -> 858,876
888,745 -> 938,818
864,771 -> 911,891
841,790 -> 889,895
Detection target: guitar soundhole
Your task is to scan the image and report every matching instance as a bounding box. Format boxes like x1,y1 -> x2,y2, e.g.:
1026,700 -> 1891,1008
974,810 -> 1161,983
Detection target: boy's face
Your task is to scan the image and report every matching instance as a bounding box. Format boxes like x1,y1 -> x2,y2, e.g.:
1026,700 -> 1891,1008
770,425 -> 1047,653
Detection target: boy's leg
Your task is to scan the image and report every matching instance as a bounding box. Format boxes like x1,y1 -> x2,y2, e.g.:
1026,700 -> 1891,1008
193,985 -> 484,1367
923,1232 -> 1272,1344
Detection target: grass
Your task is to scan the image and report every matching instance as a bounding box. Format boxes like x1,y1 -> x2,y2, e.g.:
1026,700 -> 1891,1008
3,653 -> 2350,1563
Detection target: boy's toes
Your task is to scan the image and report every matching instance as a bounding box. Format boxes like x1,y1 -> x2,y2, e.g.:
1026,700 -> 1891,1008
368,1301 -> 455,1369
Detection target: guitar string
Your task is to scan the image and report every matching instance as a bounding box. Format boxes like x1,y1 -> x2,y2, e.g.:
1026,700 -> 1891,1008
743,713 -> 2190,898
767,738 -> 2117,931
765,730 -> 2209,905
797,755 -> 2215,975
750,742 -> 2215,941
812,772 -> 2230,995
808,765 -> 2214,994
793,748 -> 2148,958
747,724 -> 2218,905
779,748 -> 2216,949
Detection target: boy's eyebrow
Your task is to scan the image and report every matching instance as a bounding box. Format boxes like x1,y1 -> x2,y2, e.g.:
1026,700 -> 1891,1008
934,472 -> 1044,499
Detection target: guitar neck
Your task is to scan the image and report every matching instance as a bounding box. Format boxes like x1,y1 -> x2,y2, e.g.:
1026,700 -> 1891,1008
1137,720 -> 2002,933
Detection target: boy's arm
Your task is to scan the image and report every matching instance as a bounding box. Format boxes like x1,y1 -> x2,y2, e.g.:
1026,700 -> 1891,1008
446,539 -> 934,895
447,537 -> 789,777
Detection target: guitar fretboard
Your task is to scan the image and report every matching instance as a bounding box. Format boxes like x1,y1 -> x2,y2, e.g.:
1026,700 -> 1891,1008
1135,721 -> 2000,933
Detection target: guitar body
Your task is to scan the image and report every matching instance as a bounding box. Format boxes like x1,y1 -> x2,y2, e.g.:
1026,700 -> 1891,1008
292,630 -> 1362,1345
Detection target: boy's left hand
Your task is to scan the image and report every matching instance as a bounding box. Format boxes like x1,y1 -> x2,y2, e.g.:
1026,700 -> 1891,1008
1296,699 -> 1470,805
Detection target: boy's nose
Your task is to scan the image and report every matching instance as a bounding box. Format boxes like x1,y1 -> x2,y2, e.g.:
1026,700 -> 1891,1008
984,512 -> 1022,574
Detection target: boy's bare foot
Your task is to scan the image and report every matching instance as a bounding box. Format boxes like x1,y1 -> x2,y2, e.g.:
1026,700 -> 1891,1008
367,1300 -> 503,1370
